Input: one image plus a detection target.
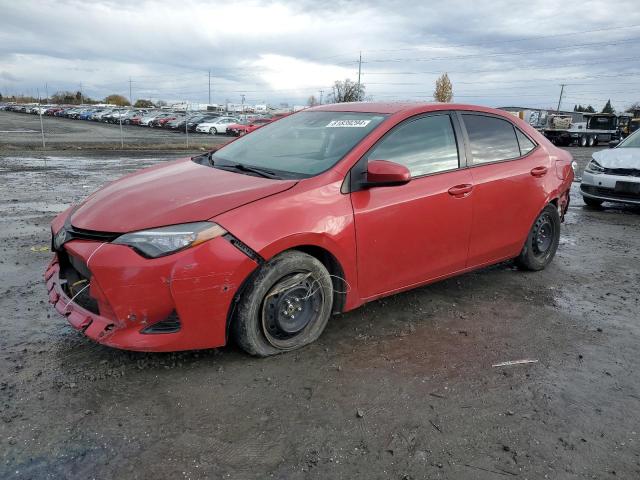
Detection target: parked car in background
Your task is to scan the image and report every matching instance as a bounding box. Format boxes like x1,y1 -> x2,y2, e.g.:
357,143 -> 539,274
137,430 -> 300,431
138,112 -> 162,126
195,116 -> 239,134
227,117 -> 273,136
165,116 -> 187,130
152,113 -> 180,128
580,129 -> 640,207
149,112 -> 176,127
46,103 -> 573,355
186,114 -> 220,132
129,112 -> 148,125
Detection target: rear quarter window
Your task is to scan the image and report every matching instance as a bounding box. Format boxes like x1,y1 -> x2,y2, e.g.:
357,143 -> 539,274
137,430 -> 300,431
515,129 -> 536,155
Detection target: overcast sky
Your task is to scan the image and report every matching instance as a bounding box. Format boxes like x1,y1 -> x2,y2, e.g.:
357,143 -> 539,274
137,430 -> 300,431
1,0 -> 639,110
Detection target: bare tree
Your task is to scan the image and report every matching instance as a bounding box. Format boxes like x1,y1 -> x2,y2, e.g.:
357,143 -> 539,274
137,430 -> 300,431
433,73 -> 453,103
328,79 -> 365,103
625,102 -> 640,113
307,95 -> 319,106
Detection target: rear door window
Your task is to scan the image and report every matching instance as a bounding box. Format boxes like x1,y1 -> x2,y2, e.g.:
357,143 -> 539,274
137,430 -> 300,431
462,114 -> 521,164
366,114 -> 459,176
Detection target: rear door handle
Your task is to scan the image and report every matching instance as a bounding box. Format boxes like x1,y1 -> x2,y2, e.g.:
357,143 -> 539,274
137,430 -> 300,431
530,166 -> 548,177
448,184 -> 473,197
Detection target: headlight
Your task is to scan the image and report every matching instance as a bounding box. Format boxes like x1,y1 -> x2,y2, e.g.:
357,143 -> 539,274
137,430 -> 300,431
113,222 -> 226,258
571,160 -> 578,173
585,159 -> 605,174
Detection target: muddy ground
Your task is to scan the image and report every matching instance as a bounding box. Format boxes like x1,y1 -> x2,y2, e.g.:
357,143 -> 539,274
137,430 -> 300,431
0,144 -> 639,479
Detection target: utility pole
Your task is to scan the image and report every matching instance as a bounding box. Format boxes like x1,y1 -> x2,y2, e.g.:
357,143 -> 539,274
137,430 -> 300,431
44,83 -> 48,103
241,94 -> 245,113
37,88 -> 45,148
208,69 -> 211,104
129,77 -> 133,106
185,101 -> 189,148
79,83 -> 83,105
556,84 -> 566,112
319,89 -> 324,104
357,51 -> 362,101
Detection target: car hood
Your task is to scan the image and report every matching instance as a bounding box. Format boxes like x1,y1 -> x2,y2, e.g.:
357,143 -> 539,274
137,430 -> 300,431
593,148 -> 640,169
71,158 -> 297,233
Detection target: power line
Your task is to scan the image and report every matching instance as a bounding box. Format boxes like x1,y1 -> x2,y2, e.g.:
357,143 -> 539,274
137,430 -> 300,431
304,22 -> 640,63
361,55 -> 640,76
360,35 -> 640,64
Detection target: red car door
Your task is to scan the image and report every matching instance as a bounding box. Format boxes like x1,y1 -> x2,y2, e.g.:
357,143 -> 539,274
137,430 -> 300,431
459,113 -> 552,266
350,113 -> 473,300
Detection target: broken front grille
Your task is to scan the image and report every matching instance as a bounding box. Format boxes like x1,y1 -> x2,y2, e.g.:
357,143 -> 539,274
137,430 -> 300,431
57,248 -> 100,315
581,184 -> 640,201
603,167 -> 640,177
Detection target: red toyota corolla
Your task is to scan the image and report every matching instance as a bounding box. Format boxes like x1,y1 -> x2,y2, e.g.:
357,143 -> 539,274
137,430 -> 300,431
46,103 -> 574,356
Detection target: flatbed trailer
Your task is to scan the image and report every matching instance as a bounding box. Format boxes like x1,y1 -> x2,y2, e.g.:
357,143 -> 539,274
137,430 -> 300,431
543,113 -> 620,147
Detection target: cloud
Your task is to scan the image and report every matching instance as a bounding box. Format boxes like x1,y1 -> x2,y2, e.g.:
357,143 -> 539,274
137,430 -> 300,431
0,0 -> 639,110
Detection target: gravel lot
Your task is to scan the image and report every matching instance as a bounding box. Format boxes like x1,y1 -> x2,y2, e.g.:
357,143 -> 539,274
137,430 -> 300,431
0,111 -> 229,151
1,133 -> 639,478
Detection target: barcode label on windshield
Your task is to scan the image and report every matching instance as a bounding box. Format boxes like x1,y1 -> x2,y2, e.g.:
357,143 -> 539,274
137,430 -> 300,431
326,120 -> 371,128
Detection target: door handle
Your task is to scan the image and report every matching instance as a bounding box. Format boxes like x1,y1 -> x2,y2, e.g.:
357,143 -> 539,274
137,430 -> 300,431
448,184 -> 473,197
530,166 -> 548,177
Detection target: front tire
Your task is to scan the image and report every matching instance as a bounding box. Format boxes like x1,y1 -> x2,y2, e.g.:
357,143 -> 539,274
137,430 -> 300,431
516,204 -> 561,271
232,251 -> 334,356
579,135 -> 587,147
210,127 -> 217,135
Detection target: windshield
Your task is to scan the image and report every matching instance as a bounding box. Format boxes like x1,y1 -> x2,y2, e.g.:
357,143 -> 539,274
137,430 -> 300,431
619,129 -> 640,148
212,111 -> 387,177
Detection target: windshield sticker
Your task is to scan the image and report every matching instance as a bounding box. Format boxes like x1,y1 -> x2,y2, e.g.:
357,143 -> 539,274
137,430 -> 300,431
326,119 -> 372,128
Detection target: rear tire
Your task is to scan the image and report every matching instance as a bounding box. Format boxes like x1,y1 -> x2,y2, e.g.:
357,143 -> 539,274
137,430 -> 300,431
232,251 -> 333,357
579,135 -> 587,147
210,127 -> 217,135
588,136 -> 595,147
516,204 -> 561,271
583,196 -> 603,207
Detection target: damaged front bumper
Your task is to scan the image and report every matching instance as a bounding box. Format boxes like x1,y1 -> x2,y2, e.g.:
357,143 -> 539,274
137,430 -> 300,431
45,235 -> 258,352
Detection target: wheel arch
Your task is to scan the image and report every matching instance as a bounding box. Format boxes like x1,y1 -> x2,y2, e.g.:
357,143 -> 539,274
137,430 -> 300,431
224,241 -> 351,344
289,244 -> 347,315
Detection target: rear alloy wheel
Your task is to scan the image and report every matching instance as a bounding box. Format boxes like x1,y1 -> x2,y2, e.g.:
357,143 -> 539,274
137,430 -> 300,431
587,136 -> 595,147
232,251 -> 333,356
210,127 -> 217,135
583,196 -> 603,208
579,135 -> 587,147
516,204 -> 561,271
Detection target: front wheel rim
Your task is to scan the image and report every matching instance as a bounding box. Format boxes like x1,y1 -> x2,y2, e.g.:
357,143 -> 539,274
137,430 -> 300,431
261,272 -> 324,349
532,213 -> 554,257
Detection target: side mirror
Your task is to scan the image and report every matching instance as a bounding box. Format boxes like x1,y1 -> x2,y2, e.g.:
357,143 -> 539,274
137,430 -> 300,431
365,160 -> 411,187
609,140 -> 620,148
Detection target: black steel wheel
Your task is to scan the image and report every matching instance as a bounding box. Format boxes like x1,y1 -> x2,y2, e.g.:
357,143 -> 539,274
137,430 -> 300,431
531,212 -> 555,258
516,204 -> 561,271
261,272 -> 325,350
232,251 -> 334,356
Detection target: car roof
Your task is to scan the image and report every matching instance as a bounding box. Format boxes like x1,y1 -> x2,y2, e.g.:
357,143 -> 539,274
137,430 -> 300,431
307,102 -> 508,116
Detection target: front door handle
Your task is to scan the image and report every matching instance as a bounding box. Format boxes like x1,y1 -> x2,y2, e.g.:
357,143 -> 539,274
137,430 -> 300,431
448,184 -> 473,197
530,166 -> 548,177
